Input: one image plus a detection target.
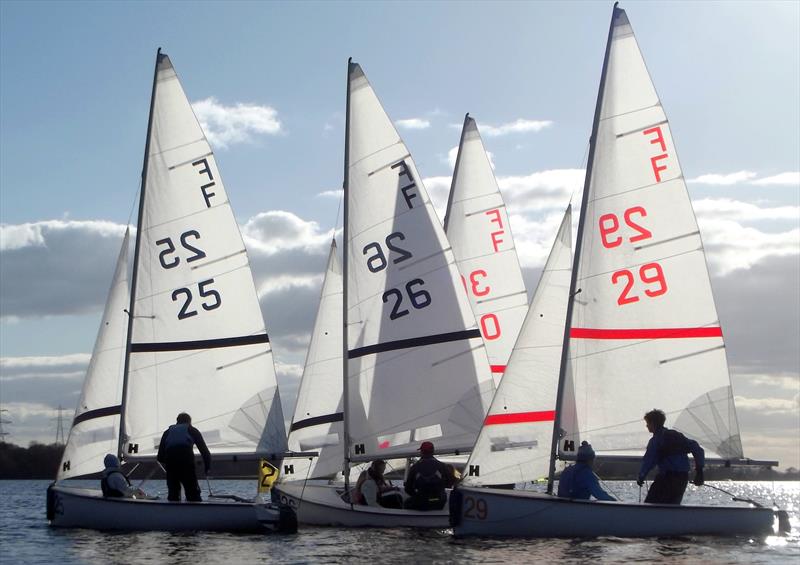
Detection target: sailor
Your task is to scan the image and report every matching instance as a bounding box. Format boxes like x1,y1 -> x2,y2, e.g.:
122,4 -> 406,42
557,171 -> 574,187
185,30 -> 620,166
403,441 -> 455,511
157,412 -> 212,502
556,441 -> 615,501
637,408 -> 705,504
101,454 -> 145,498
359,459 -> 403,509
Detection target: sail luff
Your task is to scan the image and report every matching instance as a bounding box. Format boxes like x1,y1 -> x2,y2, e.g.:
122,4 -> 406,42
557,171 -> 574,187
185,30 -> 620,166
118,48 -> 162,461
546,5 -> 621,494
442,113 -> 470,232
342,57 -> 354,496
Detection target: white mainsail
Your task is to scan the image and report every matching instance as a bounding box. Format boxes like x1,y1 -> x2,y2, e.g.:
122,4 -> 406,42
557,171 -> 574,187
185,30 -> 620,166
284,240 -> 344,481
122,53 -> 286,461
444,115 -> 528,386
463,207 -> 572,486
344,61 -> 494,462
557,8 -> 742,462
59,229 -> 130,479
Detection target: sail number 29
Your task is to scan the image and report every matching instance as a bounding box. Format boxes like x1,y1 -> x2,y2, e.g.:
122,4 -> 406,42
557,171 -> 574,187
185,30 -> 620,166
463,496 -> 488,520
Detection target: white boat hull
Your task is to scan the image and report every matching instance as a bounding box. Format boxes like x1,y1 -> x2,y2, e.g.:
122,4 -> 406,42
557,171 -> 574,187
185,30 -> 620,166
451,486 -> 777,538
47,484 -> 296,533
273,482 -> 449,528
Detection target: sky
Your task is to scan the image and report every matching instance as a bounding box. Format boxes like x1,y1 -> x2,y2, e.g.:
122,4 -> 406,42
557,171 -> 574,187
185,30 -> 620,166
1,1 -> 798,468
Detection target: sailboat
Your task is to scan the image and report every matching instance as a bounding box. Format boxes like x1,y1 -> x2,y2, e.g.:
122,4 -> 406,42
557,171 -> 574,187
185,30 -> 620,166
272,60 -> 495,527
444,114 -> 529,387
451,4 -> 784,537
47,50 -> 295,533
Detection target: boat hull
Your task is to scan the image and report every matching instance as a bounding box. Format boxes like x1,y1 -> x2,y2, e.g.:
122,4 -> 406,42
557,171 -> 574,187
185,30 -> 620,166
451,486 -> 776,538
273,482 -> 449,528
47,484 -> 296,533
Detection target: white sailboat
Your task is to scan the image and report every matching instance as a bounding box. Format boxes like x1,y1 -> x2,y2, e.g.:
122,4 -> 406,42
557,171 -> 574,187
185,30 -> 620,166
444,114 -> 529,387
273,60 -> 495,527
48,50 -> 295,533
451,4 -> 782,538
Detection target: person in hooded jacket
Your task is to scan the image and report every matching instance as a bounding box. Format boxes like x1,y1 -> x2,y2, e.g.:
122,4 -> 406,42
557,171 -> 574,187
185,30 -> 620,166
637,408 -> 705,504
157,412 -> 212,502
403,441 -> 455,511
101,454 -> 145,498
557,441 -> 615,501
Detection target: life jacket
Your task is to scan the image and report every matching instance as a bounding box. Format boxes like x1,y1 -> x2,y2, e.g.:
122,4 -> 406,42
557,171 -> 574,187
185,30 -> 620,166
163,423 -> 195,450
412,460 -> 445,498
101,470 -> 131,498
658,429 -> 691,459
351,470 -> 367,505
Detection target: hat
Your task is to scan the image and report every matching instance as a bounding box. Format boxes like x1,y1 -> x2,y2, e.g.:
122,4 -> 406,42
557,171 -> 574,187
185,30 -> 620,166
418,441 -> 434,455
576,441 -> 595,462
104,454 -> 120,469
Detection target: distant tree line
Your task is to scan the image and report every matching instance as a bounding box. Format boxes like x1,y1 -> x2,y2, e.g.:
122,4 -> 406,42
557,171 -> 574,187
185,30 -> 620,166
0,442 -> 65,479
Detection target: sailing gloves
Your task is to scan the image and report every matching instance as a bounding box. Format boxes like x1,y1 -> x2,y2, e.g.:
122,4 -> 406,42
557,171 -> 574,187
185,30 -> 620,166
636,478 -> 645,486
693,468 -> 704,486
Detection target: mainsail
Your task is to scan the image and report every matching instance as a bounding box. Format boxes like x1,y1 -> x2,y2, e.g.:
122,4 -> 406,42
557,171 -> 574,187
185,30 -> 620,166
59,229 -> 130,479
121,52 -> 286,461
344,61 -> 494,462
284,240 -> 344,480
444,115 -> 528,386
463,207 -> 572,486
556,7 -> 742,463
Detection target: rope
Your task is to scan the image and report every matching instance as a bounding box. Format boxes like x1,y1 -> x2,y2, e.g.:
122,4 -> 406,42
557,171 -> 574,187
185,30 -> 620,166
703,483 -> 763,508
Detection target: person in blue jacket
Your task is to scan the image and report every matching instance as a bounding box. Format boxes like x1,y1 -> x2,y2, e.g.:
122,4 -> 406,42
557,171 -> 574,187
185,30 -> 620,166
557,441 -> 615,501
637,408 -> 705,504
157,412 -> 212,502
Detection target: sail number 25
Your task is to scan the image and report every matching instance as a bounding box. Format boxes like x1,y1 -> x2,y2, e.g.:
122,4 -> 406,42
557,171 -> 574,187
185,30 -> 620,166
463,496 -> 488,520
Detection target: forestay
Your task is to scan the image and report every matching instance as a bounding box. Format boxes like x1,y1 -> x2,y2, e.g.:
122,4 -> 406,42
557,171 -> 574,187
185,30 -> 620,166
444,115 -> 528,387
59,229 -> 130,479
345,61 -> 494,462
463,207 -> 572,486
558,8 -> 742,462
284,240 -> 344,481
123,53 -> 286,460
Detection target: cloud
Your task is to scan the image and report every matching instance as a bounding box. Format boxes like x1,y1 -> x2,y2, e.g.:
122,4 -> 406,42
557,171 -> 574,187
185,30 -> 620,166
395,118 -> 430,130
317,189 -> 343,199
0,220 -> 122,252
693,198 -> 799,222
734,395 -> 799,414
752,172 -> 800,186
687,171 -> 758,185
192,97 -> 282,149
498,169 -> 585,212
241,211 -> 333,256
479,119 -> 553,137
1,354 -> 90,379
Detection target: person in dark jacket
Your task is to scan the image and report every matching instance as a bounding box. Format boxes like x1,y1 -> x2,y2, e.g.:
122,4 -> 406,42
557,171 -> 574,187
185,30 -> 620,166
557,441 -> 615,501
637,408 -> 705,504
157,412 -> 212,502
403,441 -> 455,510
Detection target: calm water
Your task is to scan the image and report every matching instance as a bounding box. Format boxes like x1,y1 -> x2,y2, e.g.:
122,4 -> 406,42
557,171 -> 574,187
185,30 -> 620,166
2,480 -> 798,564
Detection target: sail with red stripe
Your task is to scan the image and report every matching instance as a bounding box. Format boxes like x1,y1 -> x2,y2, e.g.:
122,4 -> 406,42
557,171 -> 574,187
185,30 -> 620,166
463,207 -> 572,486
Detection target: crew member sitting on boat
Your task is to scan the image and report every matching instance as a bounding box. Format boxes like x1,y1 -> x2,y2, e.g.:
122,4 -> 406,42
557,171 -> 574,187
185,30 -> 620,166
403,441 -> 455,511
101,454 -> 146,498
637,409 -> 705,504
157,412 -> 212,502
357,459 -> 403,509
557,441 -> 615,501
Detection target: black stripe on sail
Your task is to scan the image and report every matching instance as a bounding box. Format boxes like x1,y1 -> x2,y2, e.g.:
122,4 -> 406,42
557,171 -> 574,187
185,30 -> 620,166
290,412 -> 344,432
73,405 -> 122,426
131,333 -> 269,353
348,329 -> 482,359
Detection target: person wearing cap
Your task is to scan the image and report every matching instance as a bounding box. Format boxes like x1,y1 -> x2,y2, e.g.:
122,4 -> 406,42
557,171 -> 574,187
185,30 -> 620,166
403,441 -> 455,510
157,412 -> 212,502
557,441 -> 615,501
100,454 -> 146,498
637,408 -> 705,504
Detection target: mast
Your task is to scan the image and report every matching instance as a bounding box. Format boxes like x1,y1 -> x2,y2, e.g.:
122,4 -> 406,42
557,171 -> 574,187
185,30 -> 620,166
442,112 -> 470,232
341,57 -> 353,498
117,48 -> 162,461
546,5 -> 619,494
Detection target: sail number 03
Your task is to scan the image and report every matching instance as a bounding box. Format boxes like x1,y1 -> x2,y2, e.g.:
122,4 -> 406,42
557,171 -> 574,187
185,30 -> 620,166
599,206 -> 669,306
463,496 -> 488,520
461,270 -> 502,340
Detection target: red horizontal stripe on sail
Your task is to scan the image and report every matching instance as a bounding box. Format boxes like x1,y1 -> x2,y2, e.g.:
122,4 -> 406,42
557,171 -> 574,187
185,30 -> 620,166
484,410 -> 556,426
570,327 -> 723,340
490,365 -> 506,374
